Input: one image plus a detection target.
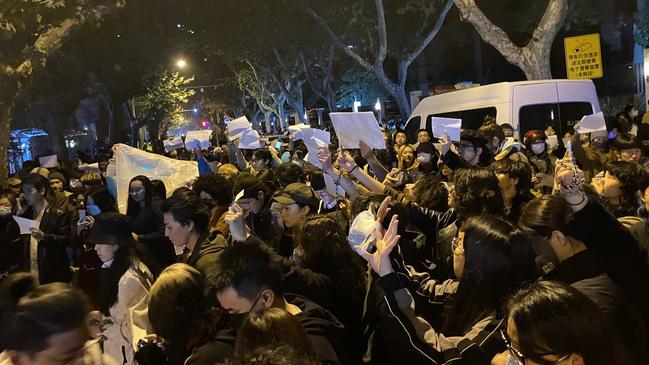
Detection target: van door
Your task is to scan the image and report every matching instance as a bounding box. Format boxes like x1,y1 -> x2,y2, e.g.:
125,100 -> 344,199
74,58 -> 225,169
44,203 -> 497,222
513,83 -> 559,136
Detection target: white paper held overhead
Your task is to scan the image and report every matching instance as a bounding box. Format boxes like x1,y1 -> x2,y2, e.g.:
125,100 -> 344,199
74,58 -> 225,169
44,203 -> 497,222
238,129 -> 261,149
163,136 -> 184,152
431,117 -> 462,142
329,112 -> 386,149
300,128 -> 330,169
575,112 -> 607,134
227,116 -> 252,141
39,155 -> 58,168
288,124 -> 311,141
184,130 -> 213,150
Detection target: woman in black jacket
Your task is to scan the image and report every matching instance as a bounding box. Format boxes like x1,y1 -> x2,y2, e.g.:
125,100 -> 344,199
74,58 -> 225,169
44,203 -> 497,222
127,175 -> 175,269
0,191 -> 22,277
356,213 -> 537,364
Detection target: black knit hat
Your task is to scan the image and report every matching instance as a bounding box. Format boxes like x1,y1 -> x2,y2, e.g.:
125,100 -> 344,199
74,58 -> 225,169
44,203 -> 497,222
86,212 -> 136,246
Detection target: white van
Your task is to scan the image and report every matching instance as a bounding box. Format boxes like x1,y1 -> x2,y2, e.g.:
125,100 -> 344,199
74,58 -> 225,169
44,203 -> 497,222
404,79 -> 601,142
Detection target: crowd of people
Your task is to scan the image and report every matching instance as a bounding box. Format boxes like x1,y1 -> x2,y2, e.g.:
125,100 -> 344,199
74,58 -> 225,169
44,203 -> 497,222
1,110 -> 649,365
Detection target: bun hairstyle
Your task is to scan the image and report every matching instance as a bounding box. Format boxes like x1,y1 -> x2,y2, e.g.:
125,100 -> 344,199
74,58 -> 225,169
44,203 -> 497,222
0,273 -> 90,354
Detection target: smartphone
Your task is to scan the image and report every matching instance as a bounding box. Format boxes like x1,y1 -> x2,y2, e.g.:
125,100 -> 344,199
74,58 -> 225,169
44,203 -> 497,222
274,141 -> 283,150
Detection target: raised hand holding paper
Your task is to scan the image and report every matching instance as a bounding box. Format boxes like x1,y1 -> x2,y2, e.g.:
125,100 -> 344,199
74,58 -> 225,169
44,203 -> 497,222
301,128 -> 330,169
431,117 -> 462,142
227,116 -> 252,141
184,130 -> 213,150
330,112 -> 386,149
575,112 -> 606,134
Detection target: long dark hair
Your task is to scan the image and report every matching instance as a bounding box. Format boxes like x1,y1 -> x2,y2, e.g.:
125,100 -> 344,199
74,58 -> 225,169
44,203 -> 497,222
442,215 -> 536,336
506,281 -> 622,365
126,175 -> 153,220
297,216 -> 366,307
99,243 -> 155,316
148,264 -> 221,365
234,308 -> 315,360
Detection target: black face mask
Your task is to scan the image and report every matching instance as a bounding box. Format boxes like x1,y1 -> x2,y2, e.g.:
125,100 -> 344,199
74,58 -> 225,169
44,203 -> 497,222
227,312 -> 248,330
225,290 -> 263,330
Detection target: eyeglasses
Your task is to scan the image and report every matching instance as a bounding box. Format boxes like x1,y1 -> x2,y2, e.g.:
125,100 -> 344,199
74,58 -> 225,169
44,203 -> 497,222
500,329 -> 571,365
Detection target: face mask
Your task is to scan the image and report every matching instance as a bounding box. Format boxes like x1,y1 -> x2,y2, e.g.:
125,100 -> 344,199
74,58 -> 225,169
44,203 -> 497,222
631,110 -> 639,118
462,150 -> 476,163
348,209 -> 380,253
0,206 -> 11,216
86,204 -> 102,217
416,153 -> 431,164
226,291 -> 263,330
531,143 -> 545,155
227,312 -> 248,330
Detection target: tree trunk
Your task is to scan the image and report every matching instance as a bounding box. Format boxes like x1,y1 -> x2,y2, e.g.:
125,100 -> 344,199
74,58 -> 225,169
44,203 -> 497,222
454,0 -> 568,80
0,99 -> 13,184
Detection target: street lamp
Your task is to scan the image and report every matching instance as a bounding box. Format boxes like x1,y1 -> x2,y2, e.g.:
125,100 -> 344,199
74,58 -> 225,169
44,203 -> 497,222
176,59 -> 187,68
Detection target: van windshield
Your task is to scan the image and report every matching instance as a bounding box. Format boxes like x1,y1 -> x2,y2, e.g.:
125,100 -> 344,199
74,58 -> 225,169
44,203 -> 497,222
519,102 -> 593,141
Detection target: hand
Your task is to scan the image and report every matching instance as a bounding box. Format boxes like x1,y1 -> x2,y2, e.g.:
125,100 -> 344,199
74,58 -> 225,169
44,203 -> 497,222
359,140 -> 375,162
440,134 -> 452,155
383,170 -> 400,188
336,148 -> 358,173
354,214 -> 400,277
87,310 -> 103,339
375,196 -> 392,228
317,147 -> 334,173
554,157 -> 584,194
30,228 -> 44,241
140,333 -> 167,349
132,233 -> 139,242
224,204 -> 250,242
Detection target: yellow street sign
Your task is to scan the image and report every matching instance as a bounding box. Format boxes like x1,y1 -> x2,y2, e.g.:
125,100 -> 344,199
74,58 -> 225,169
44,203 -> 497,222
564,33 -> 603,80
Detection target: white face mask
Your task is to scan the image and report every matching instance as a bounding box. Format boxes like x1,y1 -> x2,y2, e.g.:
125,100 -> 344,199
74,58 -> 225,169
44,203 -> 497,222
531,143 -> 546,155
348,209 -> 380,251
0,206 -> 12,216
631,110 -> 639,118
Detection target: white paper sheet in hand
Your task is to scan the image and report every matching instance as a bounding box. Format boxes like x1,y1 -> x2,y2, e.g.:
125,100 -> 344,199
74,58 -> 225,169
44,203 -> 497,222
576,112 -> 607,133
39,155 -> 58,168
163,136 -> 184,152
431,117 -> 462,142
184,130 -> 213,150
238,129 -> 261,149
330,112 -> 386,149
288,124 -> 310,141
227,116 -> 252,141
301,128 -> 330,169
13,216 -> 38,235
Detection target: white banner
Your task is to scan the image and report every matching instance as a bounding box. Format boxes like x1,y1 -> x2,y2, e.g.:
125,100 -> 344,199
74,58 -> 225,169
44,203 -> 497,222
113,144 -> 198,213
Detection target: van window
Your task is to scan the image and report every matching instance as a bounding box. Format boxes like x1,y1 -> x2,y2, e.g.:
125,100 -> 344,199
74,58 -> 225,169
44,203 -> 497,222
429,107 -> 497,132
519,102 -> 593,139
405,116 -> 421,143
